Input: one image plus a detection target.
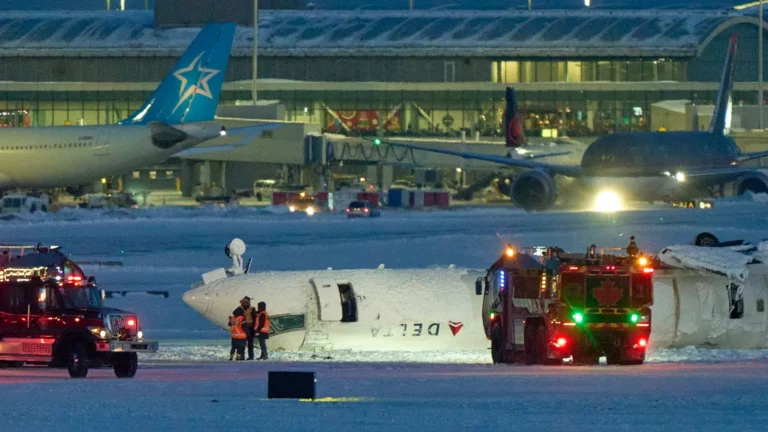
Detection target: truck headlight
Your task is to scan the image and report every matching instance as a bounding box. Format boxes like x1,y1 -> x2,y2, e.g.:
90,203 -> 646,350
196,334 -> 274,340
88,327 -> 110,339
138,330 -> 144,340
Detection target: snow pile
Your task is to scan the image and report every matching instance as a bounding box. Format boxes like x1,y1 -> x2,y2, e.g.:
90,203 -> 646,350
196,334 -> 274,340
143,345 -> 491,364
658,245 -> 752,282
647,346 -> 768,363
142,344 -> 768,365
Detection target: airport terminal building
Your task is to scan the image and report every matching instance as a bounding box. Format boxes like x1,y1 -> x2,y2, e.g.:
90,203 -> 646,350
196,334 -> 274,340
0,3 -> 767,194
0,6 -> 766,138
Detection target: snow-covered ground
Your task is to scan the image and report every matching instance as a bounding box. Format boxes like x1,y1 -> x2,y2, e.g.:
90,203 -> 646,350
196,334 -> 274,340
2,202 -> 768,429
1,200 -> 768,358
1,360 -> 768,431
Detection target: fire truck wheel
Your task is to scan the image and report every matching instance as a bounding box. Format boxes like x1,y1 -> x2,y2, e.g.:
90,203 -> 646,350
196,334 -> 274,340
533,326 -> 548,364
619,360 -> 644,366
491,328 -> 503,364
606,351 -> 621,366
67,344 -> 89,378
524,325 -> 537,365
113,353 -> 138,378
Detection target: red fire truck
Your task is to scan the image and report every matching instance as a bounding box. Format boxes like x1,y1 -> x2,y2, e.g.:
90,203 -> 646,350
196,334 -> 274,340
477,239 -> 654,365
0,244 -> 158,378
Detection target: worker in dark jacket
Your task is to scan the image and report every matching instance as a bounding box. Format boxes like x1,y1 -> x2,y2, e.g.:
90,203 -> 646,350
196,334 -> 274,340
234,296 -> 257,360
255,301 -> 270,360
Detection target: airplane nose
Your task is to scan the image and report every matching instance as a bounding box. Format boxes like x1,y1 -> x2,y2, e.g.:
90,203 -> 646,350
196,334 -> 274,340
182,289 -> 212,316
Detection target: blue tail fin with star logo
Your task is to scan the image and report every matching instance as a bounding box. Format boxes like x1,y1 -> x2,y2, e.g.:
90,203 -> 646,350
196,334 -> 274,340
120,22 -> 236,125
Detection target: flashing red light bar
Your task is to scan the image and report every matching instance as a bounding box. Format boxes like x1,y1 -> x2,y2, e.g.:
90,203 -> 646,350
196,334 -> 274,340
636,323 -> 650,328
605,265 -> 616,271
638,338 -> 648,348
643,268 -> 654,274
563,322 -> 576,327
568,266 -> 579,271
127,319 -> 136,327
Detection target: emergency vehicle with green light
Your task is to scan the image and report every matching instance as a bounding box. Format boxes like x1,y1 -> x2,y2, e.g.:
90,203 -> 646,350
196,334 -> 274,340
476,238 -> 654,365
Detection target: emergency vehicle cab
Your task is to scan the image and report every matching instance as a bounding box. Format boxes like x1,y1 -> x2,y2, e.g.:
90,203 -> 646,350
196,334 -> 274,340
477,238 -> 654,365
0,244 -> 158,378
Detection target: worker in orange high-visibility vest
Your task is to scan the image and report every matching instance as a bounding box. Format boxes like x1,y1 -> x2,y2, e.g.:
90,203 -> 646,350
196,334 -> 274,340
256,301 -> 270,360
229,308 -> 247,361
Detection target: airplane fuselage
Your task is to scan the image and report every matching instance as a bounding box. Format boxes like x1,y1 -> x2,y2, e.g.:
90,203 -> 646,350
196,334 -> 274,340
183,268 -> 490,352
580,131 -> 740,178
572,131 -> 744,201
0,123 -> 219,189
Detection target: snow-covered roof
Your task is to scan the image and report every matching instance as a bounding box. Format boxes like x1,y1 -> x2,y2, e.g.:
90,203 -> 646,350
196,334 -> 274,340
0,9 -> 757,57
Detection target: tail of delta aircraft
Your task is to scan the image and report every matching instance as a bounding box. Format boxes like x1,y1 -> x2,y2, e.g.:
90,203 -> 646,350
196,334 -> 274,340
505,87 -> 525,147
120,23 -> 236,125
709,34 -> 737,135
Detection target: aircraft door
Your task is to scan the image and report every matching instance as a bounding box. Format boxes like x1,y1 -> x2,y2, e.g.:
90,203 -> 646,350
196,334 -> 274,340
310,278 -> 343,322
94,131 -> 111,157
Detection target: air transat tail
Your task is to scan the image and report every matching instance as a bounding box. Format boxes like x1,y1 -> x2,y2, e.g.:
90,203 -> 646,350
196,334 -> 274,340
709,34 -> 737,135
120,22 -> 236,125
505,87 -> 525,147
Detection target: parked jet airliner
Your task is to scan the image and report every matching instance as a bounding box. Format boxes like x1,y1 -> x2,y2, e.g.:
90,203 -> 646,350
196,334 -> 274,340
379,35 -> 768,211
0,23 -> 278,190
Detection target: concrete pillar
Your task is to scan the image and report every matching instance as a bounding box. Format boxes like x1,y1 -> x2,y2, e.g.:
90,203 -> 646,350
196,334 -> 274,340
200,161 -> 212,187
381,165 -> 394,189
180,159 -> 193,197
366,165 -> 379,186
586,100 -> 598,133
220,161 -> 227,193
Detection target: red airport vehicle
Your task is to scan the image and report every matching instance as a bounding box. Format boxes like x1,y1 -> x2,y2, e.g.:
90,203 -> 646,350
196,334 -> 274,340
477,238 -> 654,365
0,244 -> 158,378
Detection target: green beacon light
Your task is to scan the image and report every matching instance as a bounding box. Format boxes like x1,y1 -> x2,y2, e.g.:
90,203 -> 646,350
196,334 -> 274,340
373,138 -> 382,145
630,313 -> 639,324
573,312 -> 584,324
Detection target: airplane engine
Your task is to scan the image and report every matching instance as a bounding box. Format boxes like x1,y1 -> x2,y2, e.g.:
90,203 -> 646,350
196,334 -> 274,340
510,169 -> 557,211
736,170 -> 768,195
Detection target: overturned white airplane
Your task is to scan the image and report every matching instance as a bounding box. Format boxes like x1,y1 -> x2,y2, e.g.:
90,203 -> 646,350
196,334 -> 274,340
183,236 -> 768,354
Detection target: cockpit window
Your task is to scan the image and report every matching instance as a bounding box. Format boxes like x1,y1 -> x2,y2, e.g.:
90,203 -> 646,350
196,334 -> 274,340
270,314 -> 305,335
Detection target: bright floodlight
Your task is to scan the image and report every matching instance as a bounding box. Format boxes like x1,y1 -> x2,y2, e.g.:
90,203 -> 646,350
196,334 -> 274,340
306,207 -> 316,216
594,190 -> 622,212
675,172 -> 686,182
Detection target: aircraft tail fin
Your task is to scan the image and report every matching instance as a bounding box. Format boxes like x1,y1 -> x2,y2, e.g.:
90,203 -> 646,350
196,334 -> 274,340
709,34 -> 737,135
121,23 -> 236,125
505,87 -> 525,147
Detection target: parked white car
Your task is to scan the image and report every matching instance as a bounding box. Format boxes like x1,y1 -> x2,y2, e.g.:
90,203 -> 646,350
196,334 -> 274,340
1,193 -> 49,213
253,179 -> 279,201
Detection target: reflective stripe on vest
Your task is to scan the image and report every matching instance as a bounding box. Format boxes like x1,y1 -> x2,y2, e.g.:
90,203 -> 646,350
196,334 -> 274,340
231,316 -> 246,339
243,306 -> 255,326
257,311 -> 270,334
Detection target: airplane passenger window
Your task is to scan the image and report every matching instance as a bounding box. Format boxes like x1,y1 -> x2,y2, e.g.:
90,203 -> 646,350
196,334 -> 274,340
270,314 -> 305,335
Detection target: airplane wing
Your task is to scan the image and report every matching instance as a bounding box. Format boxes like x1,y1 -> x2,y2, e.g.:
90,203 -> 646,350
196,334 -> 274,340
375,139 -> 582,177
737,150 -> 768,163
173,123 -> 282,157
682,166 -> 760,182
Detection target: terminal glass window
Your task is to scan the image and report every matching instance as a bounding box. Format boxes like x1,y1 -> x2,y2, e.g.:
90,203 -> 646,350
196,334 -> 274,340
566,61 -> 582,82
492,61 -> 520,84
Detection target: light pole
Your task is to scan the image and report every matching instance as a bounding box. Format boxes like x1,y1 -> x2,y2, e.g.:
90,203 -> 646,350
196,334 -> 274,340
253,0 -> 259,104
760,0 -> 764,129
